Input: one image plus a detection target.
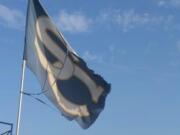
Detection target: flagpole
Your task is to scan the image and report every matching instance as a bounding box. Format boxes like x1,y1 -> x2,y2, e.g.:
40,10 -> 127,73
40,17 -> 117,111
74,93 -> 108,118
15,60 -> 26,135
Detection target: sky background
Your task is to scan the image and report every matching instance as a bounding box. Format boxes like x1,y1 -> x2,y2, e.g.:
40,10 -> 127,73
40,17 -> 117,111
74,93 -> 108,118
0,0 -> 180,135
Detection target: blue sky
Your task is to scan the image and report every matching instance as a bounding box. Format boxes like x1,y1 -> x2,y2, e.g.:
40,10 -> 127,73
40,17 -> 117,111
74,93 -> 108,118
0,0 -> 180,135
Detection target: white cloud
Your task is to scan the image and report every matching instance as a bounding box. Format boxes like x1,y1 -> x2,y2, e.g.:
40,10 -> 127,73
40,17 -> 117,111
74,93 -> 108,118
81,44 -> 130,71
82,45 -> 127,64
157,0 -> 180,7
55,10 -> 92,33
98,9 -> 174,32
55,9 -> 176,33
82,51 -> 103,63
0,4 -> 24,29
82,50 -> 130,73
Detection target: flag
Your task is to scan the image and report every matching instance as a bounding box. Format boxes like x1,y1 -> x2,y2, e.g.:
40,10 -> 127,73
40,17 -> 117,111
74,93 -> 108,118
24,0 -> 111,129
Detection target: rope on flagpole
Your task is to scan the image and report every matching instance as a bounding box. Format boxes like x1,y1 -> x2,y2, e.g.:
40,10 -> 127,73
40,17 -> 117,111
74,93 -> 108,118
21,91 -> 57,112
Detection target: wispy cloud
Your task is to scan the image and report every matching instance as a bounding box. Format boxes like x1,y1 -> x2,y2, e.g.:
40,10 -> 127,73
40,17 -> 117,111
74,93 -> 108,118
82,51 -> 103,63
0,4 -> 24,30
98,9 -> 174,32
82,45 -> 130,73
54,8 -> 177,33
157,0 -> 180,7
0,3 -> 176,34
55,10 -> 92,33
82,45 -> 127,64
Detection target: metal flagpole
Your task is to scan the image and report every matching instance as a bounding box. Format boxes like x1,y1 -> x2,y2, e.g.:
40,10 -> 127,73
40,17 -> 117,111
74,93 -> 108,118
15,60 -> 26,135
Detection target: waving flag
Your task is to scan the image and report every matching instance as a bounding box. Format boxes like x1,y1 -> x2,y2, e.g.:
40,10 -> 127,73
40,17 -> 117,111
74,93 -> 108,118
24,0 -> 111,129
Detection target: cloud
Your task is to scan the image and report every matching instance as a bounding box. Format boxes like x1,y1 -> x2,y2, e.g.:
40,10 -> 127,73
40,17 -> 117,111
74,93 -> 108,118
55,10 -> 92,33
82,45 -> 127,64
82,46 -> 130,73
54,8 -> 176,33
0,4 -> 24,29
157,0 -> 180,7
98,9 -> 174,32
82,51 -> 103,63
108,45 -> 127,55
